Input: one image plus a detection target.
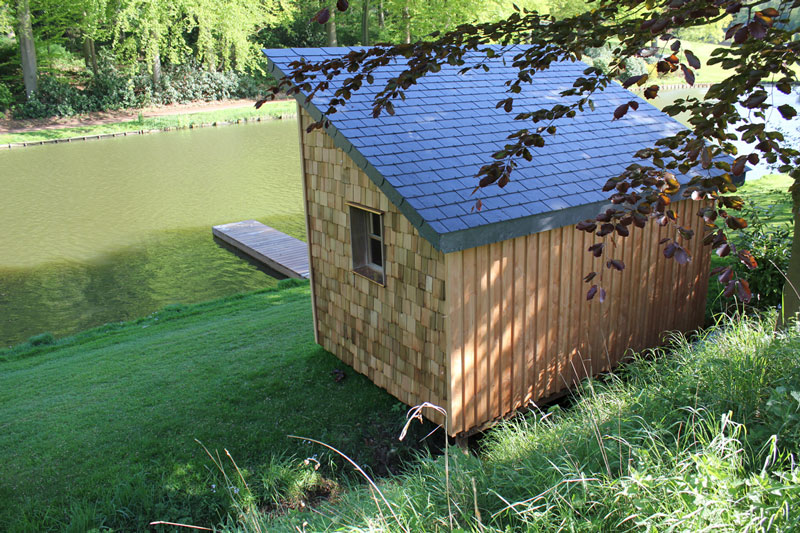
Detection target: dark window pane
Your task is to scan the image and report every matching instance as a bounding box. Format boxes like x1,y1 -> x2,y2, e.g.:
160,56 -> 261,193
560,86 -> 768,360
370,237 -> 383,267
371,213 -> 382,237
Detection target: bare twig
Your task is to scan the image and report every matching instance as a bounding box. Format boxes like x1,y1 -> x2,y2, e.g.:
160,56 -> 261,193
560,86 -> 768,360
148,521 -> 212,531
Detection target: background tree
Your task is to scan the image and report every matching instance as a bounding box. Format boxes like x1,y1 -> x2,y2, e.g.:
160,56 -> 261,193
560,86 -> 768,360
281,0 -> 800,324
14,0 -> 36,96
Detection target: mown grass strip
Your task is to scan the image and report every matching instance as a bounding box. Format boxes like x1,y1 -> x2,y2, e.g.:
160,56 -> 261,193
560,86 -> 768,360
0,100 -> 295,144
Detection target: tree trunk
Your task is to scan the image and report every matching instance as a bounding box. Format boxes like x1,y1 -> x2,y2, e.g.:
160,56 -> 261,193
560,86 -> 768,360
403,1 -> 411,43
362,0 -> 370,45
83,37 -> 98,76
327,7 -> 338,46
378,0 -> 384,28
778,190 -> 800,328
16,0 -> 37,98
152,48 -> 162,88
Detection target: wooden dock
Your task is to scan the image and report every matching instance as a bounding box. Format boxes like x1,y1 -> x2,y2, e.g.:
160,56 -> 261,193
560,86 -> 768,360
212,220 -> 310,279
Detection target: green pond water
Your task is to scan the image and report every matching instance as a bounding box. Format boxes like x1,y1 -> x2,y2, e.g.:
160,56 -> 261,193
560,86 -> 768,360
0,120 -> 304,347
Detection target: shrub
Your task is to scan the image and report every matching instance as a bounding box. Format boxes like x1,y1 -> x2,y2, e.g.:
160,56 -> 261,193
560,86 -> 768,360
620,56 -> 649,82
14,76 -> 93,119
87,69 -> 142,110
11,61 -> 268,119
711,199 -> 792,313
0,82 -> 13,112
27,332 -> 55,346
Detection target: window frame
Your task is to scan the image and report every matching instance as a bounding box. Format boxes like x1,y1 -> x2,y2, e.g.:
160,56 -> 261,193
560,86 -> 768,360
347,202 -> 386,285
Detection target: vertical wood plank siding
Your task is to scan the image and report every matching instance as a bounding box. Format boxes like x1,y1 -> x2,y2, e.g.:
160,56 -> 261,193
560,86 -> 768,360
299,109 -> 449,426
445,199 -> 710,436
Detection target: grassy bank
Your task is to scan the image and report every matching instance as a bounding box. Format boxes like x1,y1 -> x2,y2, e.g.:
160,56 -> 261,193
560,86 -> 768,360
256,314 -> 800,531
0,280 -> 431,531
0,100 -> 295,144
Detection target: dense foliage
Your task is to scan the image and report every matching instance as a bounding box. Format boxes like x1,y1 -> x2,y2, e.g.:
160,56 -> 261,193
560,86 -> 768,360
13,63 -> 263,119
0,0 -> 586,117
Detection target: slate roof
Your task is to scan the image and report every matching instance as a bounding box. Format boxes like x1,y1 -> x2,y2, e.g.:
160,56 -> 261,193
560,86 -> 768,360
264,45 -> 694,253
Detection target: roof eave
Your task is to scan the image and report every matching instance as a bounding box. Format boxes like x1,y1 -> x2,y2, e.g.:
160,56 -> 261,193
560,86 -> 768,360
436,199 -> 612,253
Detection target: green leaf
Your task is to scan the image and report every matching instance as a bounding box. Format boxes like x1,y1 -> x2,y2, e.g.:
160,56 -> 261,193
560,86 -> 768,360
778,104 -> 797,119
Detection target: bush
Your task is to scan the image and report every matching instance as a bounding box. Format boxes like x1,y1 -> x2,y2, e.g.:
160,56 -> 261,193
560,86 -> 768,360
14,76 -> 93,119
620,56 -> 648,82
0,82 -> 13,112
87,69 -> 142,110
585,46 -> 648,83
28,332 -> 55,346
711,199 -> 792,312
12,60 -> 269,119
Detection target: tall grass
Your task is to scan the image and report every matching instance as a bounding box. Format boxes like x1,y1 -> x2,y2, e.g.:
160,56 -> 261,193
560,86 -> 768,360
241,314 -> 800,531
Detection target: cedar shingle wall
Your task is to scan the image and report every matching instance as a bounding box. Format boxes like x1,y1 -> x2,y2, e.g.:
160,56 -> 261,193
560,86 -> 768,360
445,199 -> 711,436
299,109 -> 448,425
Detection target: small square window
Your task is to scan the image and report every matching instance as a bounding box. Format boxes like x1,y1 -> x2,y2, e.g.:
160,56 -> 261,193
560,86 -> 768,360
349,205 -> 385,284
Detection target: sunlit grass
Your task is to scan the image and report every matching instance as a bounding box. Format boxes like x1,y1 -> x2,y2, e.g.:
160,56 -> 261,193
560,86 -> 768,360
257,315 -> 800,532
0,280 -> 426,531
0,100 -> 295,144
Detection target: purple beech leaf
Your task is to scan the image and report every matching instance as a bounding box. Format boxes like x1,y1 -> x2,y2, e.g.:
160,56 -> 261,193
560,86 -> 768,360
723,279 -> 736,298
685,50 -> 700,69
737,279 -> 752,302
313,7 -> 330,24
738,249 -> 758,270
673,246 -> 691,265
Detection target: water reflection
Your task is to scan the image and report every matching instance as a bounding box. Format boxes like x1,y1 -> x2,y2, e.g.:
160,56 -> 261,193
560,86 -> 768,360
0,121 -> 304,346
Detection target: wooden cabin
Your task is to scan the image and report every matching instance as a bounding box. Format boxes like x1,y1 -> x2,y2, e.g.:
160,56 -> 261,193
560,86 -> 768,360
264,46 -> 712,437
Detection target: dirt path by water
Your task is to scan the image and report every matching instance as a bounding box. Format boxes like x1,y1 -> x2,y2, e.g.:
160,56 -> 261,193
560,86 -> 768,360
0,98 -> 258,134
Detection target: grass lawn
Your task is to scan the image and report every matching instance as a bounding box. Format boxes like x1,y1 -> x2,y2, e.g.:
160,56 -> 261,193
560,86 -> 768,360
262,316 -> 800,532
0,100 -> 296,144
0,280 -> 428,531
738,173 -> 794,226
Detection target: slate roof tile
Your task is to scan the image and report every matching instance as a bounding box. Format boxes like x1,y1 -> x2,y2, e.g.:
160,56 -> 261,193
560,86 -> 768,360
264,45 -> 709,251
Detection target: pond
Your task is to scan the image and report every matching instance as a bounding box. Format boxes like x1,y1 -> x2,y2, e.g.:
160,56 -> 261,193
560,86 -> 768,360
0,120 -> 304,347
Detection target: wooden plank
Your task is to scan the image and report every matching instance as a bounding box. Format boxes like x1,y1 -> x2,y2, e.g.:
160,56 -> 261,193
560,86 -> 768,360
212,220 -> 310,279
547,229 -> 561,396
525,233 -> 538,402
446,252 -> 465,435
462,247 -> 477,431
630,221 -> 646,353
558,226 -> 572,389
574,227 -> 588,383
513,236 -> 526,409
620,222 -> 635,360
489,242 -> 502,420
501,239 -> 514,414
476,244 -> 490,426
536,231 -> 550,400
643,220 -> 660,348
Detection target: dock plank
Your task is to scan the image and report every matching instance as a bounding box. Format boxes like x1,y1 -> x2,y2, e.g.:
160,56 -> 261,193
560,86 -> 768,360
212,220 -> 310,279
